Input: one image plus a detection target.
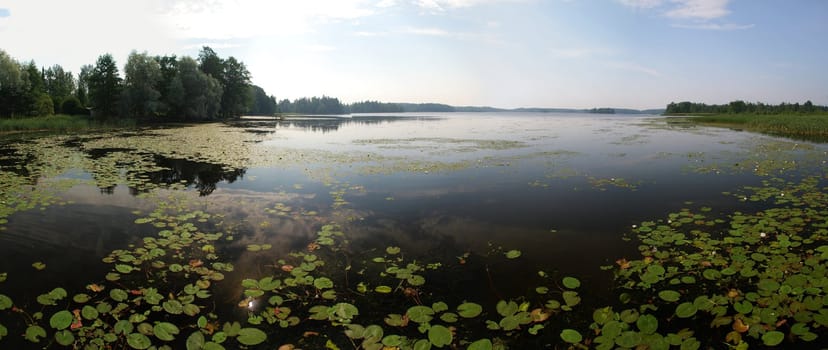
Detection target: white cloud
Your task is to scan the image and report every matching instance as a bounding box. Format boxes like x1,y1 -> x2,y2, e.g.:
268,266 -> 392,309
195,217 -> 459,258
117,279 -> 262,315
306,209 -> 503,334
161,0 -> 377,40
665,0 -> 730,20
608,61 -> 661,77
616,0 -> 663,9
414,0 -> 526,12
549,47 -> 613,59
672,22 -> 754,30
404,27 -> 453,36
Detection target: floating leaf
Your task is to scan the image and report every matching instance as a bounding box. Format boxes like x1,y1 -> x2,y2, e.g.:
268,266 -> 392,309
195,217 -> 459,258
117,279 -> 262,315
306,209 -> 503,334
375,285 -> 392,294
237,328 -> 267,346
163,300 -> 183,314
386,246 -> 401,255
32,262 -> 46,270
314,277 -> 334,289
457,302 -> 483,318
504,250 -> 522,259
560,329 -> 583,344
81,305 -> 99,320
127,333 -> 152,349
25,325 -> 46,343
562,276 -> 580,289
658,290 -> 681,302
154,322 -> 180,341
762,331 -> 784,346
407,305 -> 435,324
615,331 -> 642,348
110,288 -> 129,302
187,331 -> 206,350
55,329 -> 75,346
637,314 -> 658,334
675,302 -> 697,318
0,294 -> 12,310
49,310 -> 74,330
428,325 -> 453,348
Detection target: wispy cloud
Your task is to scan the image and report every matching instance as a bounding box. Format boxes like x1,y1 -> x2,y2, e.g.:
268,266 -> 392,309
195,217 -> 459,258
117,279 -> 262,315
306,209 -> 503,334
672,22 -> 754,30
414,0 -> 526,12
608,61 -> 661,77
404,27 -> 453,37
549,47 -> 613,59
665,0 -> 730,20
615,0 -> 663,9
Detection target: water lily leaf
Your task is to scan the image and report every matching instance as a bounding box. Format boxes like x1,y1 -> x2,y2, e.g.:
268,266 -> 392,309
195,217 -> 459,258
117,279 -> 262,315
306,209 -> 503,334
408,275 -> 426,286
25,325 -> 46,343
562,276 -> 580,289
675,302 -> 698,318
73,293 -> 90,303
414,339 -> 432,350
32,262 -> 46,270
186,331 -> 205,350
183,303 -> 200,316
535,286 -> 549,294
562,291 -> 581,307
560,329 -> 582,344
116,264 -> 134,273
375,285 -> 392,294
110,288 -> 129,302
467,338 -> 493,350
0,294 -> 12,310
237,328 -> 267,346
658,290 -> 681,302
637,314 -> 658,334
457,302 -> 483,318
163,300 -> 183,314
382,335 -> 403,347
428,325 -> 452,348
55,329 -> 75,346
127,333 -> 152,349
615,331 -> 642,348
496,300 -> 518,317
0,323 -> 7,341
154,322 -> 180,341
407,305 -> 435,323
82,305 -> 99,320
314,277 -> 334,289
114,320 -> 134,335
386,246 -> 401,255
50,310 -> 74,330
762,331 -> 784,346
504,250 -> 522,259
432,302 -> 449,313
592,307 -> 613,325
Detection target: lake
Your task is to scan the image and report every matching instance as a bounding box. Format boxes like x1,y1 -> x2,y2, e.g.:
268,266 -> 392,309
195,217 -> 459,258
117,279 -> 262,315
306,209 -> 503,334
1,113 -> 826,349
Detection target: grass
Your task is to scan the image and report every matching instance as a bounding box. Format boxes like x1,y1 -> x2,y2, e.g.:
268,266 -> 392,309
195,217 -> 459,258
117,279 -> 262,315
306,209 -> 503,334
0,114 -> 136,133
686,113 -> 828,140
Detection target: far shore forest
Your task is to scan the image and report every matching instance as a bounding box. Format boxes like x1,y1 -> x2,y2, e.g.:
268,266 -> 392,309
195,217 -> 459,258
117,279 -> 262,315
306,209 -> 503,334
1,47 -> 827,125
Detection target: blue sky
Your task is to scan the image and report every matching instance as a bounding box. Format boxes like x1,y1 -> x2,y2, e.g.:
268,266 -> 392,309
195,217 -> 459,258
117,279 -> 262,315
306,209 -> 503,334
1,0 -> 826,109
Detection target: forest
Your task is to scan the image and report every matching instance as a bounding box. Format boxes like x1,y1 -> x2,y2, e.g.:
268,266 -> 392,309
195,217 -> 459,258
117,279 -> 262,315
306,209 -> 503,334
0,47 -> 277,120
665,100 -> 828,115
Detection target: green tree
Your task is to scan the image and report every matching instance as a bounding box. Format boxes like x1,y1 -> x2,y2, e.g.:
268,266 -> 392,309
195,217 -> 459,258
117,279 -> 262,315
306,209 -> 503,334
179,56 -> 222,120
44,64 -> 75,113
88,54 -> 122,118
0,49 -> 29,117
248,85 -> 277,115
197,46 -> 223,79
21,61 -> 53,116
220,56 -> 252,118
122,51 -> 162,118
76,64 -> 93,107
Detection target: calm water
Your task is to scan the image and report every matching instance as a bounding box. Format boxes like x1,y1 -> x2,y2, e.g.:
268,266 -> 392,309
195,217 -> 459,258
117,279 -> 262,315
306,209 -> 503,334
0,113 -> 825,348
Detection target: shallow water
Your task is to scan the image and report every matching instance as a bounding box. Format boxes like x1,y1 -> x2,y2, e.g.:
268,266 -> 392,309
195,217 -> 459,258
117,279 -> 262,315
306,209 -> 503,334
1,113 -> 826,349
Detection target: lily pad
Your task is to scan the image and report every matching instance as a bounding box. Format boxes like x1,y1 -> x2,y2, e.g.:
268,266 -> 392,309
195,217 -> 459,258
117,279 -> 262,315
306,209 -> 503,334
562,276 -> 581,289
457,302 -> 483,318
49,310 -> 74,330
504,250 -> 522,259
467,339 -> 493,350
237,328 -> 267,346
428,325 -> 453,348
560,329 -> 582,344
762,331 -> 785,346
658,290 -> 681,302
154,322 -> 180,341
25,325 -> 46,343
675,302 -> 697,318
127,333 -> 152,349
55,329 -> 75,346
0,294 -> 12,310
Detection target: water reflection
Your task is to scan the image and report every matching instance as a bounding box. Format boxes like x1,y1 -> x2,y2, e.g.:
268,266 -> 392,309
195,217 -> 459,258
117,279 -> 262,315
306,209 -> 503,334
234,115 -> 442,134
129,156 -> 246,196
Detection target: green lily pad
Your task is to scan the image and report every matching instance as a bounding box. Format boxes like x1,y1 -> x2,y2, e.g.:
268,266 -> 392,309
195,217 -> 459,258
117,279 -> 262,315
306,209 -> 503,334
762,331 -> 785,346
25,325 -> 46,343
49,310 -> 74,330
562,276 -> 581,289
675,302 -> 697,318
127,333 -> 152,349
560,329 -> 582,344
428,325 -> 453,348
154,322 -> 180,341
467,339 -> 493,350
658,290 -> 681,302
187,331 -> 205,350
615,331 -> 642,348
313,277 -> 334,289
0,294 -> 12,310
55,329 -> 75,346
457,302 -> 483,318
375,285 -> 392,293
237,328 -> 267,346
636,314 -> 658,334
82,305 -> 99,320
504,250 -> 522,259
407,305 -> 435,323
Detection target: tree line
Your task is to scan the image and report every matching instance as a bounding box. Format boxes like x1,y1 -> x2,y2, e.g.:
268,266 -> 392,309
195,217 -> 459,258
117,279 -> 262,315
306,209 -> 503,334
665,100 -> 828,115
0,47 -> 278,120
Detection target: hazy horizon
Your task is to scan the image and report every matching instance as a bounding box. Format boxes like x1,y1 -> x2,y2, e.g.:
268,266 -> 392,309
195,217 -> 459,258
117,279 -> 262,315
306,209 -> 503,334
1,0 -> 826,110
